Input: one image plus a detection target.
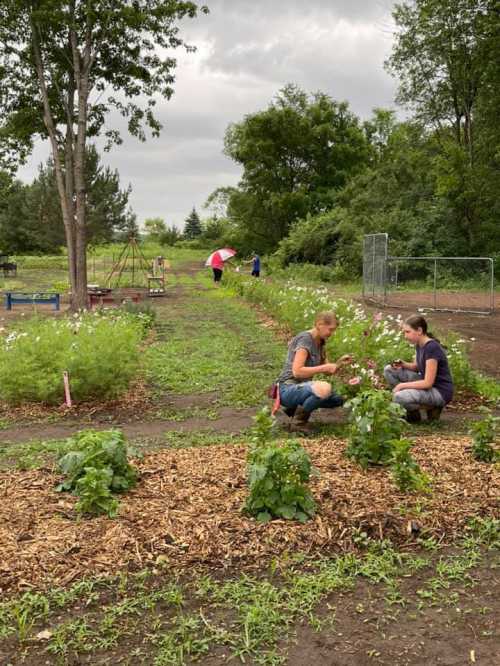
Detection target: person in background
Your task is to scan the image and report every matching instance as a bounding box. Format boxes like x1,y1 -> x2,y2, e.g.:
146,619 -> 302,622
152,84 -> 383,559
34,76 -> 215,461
276,311 -> 352,433
244,252 -> 261,277
383,314 -> 454,422
211,250 -> 224,285
251,252 -> 260,277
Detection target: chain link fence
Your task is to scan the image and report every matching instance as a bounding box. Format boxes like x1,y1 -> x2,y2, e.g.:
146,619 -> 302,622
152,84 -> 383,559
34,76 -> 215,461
363,235 -> 495,314
362,233 -> 388,301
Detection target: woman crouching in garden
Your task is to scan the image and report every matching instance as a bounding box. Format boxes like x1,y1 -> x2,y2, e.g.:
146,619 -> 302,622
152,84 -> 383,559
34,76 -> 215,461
276,311 -> 352,433
384,314 -> 454,423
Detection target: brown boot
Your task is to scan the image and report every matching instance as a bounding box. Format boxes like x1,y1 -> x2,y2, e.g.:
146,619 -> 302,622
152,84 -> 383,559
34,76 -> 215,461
291,406 -> 314,434
426,406 -> 443,422
405,409 -> 422,424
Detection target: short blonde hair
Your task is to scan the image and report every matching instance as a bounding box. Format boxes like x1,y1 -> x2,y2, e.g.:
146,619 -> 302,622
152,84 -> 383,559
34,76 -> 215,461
315,311 -> 337,326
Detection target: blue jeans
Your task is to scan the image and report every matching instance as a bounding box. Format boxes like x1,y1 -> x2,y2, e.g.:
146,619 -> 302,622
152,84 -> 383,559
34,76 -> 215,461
279,382 -> 344,414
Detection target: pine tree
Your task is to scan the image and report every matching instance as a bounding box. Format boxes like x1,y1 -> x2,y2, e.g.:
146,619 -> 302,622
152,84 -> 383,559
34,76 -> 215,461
183,207 -> 202,239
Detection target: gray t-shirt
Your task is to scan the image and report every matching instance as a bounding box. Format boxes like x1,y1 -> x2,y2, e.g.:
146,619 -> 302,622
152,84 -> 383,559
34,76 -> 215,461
276,331 -> 323,384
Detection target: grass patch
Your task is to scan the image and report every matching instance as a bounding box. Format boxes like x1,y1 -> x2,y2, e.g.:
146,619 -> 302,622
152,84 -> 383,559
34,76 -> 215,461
163,429 -> 247,449
0,438 -> 69,470
146,289 -> 283,408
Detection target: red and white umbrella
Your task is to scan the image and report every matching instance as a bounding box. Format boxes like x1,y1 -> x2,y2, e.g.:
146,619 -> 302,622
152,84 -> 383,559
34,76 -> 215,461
205,248 -> 237,267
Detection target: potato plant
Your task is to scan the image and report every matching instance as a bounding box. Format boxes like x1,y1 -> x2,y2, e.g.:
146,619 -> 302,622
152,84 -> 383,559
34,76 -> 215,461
56,429 -> 139,517
245,409 -> 316,523
345,389 -> 406,467
469,409 -> 500,463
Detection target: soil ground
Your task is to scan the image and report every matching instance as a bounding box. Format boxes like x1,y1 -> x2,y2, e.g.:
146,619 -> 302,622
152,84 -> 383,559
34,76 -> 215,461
0,260 -> 499,665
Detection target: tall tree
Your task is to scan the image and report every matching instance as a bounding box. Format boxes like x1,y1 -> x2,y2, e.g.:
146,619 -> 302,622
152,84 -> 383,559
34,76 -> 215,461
0,147 -> 135,253
0,0 -> 207,308
183,207 -> 202,239
144,217 -> 167,241
386,0 -> 498,248
160,224 -> 182,246
222,84 -> 370,252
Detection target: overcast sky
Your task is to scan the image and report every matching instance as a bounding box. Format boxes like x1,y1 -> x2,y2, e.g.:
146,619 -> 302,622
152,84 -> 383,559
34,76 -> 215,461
17,0 -> 399,229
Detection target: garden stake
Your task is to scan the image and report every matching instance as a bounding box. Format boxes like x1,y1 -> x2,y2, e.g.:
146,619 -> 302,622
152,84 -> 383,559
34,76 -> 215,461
63,371 -> 72,408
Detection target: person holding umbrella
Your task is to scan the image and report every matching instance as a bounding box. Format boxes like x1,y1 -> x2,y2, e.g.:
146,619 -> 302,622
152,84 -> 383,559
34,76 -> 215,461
205,248 -> 237,285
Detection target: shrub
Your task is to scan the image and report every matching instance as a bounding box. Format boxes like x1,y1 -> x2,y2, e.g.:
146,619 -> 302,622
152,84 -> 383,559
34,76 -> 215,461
244,408 -> 316,523
0,311 -> 143,404
56,429 -> 139,517
469,409 -> 500,463
345,390 -> 406,467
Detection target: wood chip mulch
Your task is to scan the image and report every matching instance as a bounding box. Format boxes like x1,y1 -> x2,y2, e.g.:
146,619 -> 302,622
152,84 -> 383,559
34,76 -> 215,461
1,436 -> 498,595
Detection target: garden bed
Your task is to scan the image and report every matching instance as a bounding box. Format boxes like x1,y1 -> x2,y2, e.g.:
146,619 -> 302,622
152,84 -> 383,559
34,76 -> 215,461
1,435 -> 498,595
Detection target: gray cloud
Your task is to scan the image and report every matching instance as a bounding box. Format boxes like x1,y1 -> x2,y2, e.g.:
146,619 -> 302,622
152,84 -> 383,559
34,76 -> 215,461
17,0 -> 399,229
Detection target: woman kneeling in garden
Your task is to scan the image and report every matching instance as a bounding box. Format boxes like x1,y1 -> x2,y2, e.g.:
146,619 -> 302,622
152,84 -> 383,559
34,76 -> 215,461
384,314 -> 454,423
276,311 -> 352,433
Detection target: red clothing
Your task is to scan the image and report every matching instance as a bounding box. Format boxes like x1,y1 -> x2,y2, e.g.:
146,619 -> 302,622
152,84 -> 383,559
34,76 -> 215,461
211,252 -> 224,270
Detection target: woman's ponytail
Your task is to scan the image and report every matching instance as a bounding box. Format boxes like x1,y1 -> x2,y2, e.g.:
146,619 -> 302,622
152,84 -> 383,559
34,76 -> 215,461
405,314 -> 441,344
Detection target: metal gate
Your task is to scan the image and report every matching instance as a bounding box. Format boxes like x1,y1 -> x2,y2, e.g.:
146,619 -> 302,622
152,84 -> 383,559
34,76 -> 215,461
362,233 -> 388,301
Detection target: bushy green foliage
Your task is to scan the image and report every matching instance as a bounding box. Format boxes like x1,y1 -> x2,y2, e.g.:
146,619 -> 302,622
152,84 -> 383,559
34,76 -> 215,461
469,409 -> 500,463
219,84 -> 370,253
345,390 -> 406,468
56,429 -> 139,517
0,311 -> 143,404
389,438 -> 430,493
245,409 -> 316,523
274,211 -> 342,267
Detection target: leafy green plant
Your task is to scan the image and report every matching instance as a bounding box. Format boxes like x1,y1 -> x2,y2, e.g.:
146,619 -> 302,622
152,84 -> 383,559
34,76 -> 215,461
74,467 -> 119,518
56,429 -> 139,517
0,311 -> 143,404
389,438 -> 430,493
469,409 -> 500,463
245,408 -> 316,523
345,390 -> 405,467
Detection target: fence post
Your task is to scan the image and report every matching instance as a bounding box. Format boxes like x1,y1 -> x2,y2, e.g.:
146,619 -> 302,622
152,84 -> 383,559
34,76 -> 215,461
489,258 -> 495,313
372,242 -> 376,298
433,259 -> 438,309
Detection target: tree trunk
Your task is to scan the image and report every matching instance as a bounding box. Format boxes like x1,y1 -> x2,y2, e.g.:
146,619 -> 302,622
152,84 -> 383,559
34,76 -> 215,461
31,17 -> 77,299
64,77 -> 77,300
71,26 -> 90,310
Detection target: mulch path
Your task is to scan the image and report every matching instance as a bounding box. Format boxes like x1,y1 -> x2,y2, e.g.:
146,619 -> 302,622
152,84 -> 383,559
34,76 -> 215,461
1,435 -> 498,596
